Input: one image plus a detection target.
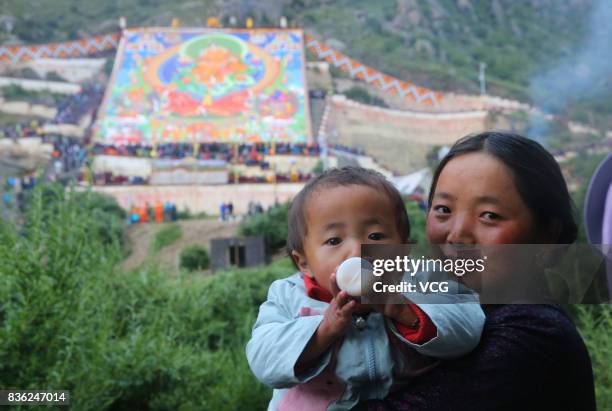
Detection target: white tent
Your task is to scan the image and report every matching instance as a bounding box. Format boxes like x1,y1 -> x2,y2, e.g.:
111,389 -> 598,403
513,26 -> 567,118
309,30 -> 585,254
390,168 -> 432,197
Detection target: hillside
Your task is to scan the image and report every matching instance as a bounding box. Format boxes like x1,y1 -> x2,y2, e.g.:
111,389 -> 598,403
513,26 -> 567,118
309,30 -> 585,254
0,1 -> 593,90
2,0 -> 610,130
122,219 -> 240,275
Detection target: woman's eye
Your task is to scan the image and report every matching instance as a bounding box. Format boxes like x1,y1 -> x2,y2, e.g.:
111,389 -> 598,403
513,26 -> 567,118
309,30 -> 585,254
325,237 -> 342,246
433,205 -> 451,214
481,211 -> 501,221
368,232 -> 385,241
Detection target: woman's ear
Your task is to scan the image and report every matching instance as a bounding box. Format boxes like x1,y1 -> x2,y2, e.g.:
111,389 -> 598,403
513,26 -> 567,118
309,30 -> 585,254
291,250 -> 312,276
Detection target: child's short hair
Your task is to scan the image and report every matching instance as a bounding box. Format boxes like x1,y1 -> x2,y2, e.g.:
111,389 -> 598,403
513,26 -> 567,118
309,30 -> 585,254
287,167 -> 410,263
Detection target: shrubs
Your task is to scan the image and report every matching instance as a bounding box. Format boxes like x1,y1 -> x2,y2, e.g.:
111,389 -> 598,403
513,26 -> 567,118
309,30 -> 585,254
83,190 -> 126,247
20,184 -> 126,248
3,185 -> 609,409
344,86 -> 388,108
239,203 -> 289,253
573,305 -> 612,410
151,224 -> 182,252
0,183 -> 291,410
180,245 -> 210,271
0,185 -> 126,400
405,200 -> 427,244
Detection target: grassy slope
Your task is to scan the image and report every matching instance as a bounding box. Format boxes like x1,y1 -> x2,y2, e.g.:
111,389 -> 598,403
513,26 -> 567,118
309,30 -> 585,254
0,0 -> 588,93
4,0 -> 610,128
1,187 -> 609,409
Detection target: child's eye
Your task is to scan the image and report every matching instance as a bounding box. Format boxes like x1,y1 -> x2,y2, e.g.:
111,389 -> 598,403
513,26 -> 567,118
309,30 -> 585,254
324,237 -> 342,246
433,205 -> 451,214
368,232 -> 385,241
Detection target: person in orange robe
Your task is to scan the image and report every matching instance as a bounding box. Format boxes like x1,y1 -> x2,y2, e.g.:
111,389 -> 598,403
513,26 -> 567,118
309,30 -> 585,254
154,201 -> 163,223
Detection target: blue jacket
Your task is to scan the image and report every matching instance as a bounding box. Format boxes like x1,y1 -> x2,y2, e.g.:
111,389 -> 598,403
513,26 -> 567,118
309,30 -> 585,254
246,273 -> 485,411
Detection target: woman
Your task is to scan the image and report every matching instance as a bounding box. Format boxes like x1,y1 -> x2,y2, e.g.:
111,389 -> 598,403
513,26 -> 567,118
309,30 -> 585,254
358,131 -> 596,411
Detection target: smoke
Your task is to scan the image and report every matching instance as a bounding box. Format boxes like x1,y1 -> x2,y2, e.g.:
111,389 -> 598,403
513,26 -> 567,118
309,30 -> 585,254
528,0 -> 612,141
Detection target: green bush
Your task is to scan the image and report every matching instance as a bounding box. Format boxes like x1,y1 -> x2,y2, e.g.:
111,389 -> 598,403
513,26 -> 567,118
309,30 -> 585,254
572,305 -> 612,410
312,159 -> 325,175
3,184 -> 609,410
0,84 -> 29,100
0,84 -> 65,105
239,203 -> 289,253
344,86 -> 388,108
83,191 -> 127,247
0,184 -> 292,410
180,245 -> 210,271
20,184 -> 126,248
405,200 -> 427,245
176,209 -> 209,220
45,71 -> 64,81
151,224 -> 183,252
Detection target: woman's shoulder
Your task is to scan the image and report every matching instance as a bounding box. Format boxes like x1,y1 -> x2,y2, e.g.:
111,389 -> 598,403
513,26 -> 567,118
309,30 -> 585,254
477,304 -> 594,406
480,304 -> 588,359
482,304 -> 581,344
354,304 -> 596,411
483,303 -> 571,321
483,303 -> 574,328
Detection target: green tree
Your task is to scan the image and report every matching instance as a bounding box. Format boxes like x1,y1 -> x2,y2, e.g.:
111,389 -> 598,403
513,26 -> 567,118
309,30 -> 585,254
239,203 -> 289,253
180,244 -> 210,271
405,200 -> 427,244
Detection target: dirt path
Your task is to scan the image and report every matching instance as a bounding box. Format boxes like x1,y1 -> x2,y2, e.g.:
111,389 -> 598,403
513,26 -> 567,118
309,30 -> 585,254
122,218 -> 240,275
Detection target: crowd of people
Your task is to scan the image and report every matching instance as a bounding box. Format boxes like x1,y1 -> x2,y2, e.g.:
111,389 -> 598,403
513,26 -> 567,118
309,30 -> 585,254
1,174 -> 39,219
128,201 -> 178,224
87,141 -> 320,186
90,169 -> 314,186
0,85 -> 104,141
330,143 -> 366,156
230,171 -> 313,184
92,142 -> 321,163
219,201 -> 234,221
246,200 -> 265,216
54,85 -> 105,125
124,198 -> 267,225
46,136 -> 88,178
0,120 -> 46,140
0,85 -> 100,185
2,79 -> 322,188
219,199 -> 270,221
92,172 -> 146,186
1,176 -> 20,209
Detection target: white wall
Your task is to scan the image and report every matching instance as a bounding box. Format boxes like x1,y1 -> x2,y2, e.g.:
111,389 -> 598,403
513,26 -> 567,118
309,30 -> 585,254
0,77 -> 81,94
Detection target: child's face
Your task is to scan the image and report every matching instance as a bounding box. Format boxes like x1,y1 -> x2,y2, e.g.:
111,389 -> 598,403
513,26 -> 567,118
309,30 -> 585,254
292,184 -> 403,292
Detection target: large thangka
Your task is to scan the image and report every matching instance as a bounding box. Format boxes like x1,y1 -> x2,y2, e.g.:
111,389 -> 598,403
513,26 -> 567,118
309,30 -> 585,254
94,28 -> 311,145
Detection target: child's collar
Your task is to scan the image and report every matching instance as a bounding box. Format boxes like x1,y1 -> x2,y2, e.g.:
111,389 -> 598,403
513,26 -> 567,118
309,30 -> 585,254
303,274 -> 333,303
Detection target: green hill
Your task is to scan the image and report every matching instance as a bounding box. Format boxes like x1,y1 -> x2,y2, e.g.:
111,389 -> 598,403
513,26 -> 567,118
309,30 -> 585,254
0,0 -> 590,91
2,0 -> 611,128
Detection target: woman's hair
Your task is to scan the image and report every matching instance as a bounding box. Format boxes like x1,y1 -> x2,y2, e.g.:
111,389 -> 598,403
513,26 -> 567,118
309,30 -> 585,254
429,131 -> 578,244
287,167 -> 410,262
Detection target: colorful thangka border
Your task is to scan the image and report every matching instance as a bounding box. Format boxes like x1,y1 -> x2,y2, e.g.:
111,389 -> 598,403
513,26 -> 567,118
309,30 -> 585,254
94,28 -> 311,145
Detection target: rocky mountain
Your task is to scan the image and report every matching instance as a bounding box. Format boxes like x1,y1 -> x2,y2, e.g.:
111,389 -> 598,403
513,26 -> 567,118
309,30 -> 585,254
2,0 -> 610,129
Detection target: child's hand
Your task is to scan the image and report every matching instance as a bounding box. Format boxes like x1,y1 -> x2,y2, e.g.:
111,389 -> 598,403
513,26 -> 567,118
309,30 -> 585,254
373,302 -> 419,328
295,272 -> 359,370
319,272 -> 359,339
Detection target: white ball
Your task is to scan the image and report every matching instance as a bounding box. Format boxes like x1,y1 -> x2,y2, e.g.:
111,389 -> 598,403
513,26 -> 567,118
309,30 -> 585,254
336,257 -> 372,297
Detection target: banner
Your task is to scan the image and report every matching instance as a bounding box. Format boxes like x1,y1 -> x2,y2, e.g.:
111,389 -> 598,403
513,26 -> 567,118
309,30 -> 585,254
94,28 -> 311,145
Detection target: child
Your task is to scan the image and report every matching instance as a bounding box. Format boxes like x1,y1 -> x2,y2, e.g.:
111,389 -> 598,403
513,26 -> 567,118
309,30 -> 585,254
246,167 -> 485,411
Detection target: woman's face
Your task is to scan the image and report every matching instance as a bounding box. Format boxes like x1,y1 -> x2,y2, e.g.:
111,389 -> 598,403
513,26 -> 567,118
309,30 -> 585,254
427,152 -> 543,245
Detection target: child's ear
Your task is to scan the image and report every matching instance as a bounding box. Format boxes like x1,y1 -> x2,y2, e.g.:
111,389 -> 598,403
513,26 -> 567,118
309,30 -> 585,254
291,250 -> 312,276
